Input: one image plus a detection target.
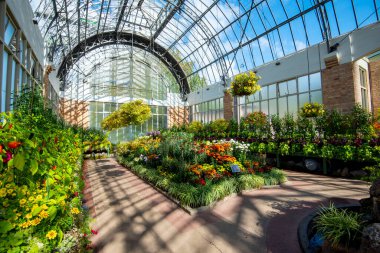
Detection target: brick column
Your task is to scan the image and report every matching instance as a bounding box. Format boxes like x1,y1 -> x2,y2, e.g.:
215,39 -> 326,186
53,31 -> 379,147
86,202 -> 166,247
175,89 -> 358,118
321,62 -> 356,113
223,91 -> 233,120
369,60 -> 380,118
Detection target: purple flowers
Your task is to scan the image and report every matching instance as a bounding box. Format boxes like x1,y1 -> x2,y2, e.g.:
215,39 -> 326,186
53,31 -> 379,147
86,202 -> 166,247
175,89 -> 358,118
147,131 -> 161,139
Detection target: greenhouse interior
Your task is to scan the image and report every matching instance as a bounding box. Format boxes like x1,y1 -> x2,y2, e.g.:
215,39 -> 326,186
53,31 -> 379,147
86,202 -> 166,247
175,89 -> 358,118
1,0 -> 380,252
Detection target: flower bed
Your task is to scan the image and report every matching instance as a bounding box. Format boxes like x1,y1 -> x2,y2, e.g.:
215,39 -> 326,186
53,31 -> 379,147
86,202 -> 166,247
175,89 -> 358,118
170,105 -> 380,177
0,90 -> 93,252
116,132 -> 286,208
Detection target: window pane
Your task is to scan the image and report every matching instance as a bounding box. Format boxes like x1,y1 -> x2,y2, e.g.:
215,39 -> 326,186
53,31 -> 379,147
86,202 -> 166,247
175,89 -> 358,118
269,99 -> 277,115
288,80 -> 297,94
278,97 -> 287,117
4,19 -> 15,45
279,81 -> 288,96
288,95 -> 298,115
298,75 -> 309,93
261,86 -> 268,100
253,102 -> 260,112
268,84 -> 277,98
299,93 -> 310,108
261,100 -> 269,115
310,90 -> 323,104
310,72 -> 321,90
2,51 -> 9,112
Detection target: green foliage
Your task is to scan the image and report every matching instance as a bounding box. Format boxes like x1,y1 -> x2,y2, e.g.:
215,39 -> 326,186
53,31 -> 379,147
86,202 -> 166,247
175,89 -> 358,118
0,88 -> 90,252
229,71 -> 261,97
101,100 -> 151,131
119,158 -> 285,208
209,119 -> 229,133
362,165 -> 380,182
187,121 -> 203,134
315,204 -> 362,248
241,112 -> 269,138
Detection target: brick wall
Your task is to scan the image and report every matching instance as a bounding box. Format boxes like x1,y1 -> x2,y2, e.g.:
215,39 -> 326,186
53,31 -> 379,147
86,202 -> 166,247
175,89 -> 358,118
167,106 -> 189,127
369,60 -> 380,118
322,62 -> 356,113
59,98 -> 90,128
223,91 -> 233,120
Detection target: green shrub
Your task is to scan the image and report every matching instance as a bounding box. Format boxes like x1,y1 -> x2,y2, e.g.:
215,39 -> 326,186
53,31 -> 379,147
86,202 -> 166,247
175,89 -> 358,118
210,119 -> 229,134
314,204 -> 362,248
187,121 -> 203,134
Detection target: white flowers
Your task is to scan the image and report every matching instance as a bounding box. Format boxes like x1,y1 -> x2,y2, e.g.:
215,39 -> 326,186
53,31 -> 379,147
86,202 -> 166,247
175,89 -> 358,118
212,139 -> 249,153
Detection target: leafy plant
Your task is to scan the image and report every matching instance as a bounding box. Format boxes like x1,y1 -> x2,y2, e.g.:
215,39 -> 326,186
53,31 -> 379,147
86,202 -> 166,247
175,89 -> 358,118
300,102 -> 325,118
187,121 -> 203,134
229,71 -> 261,97
209,119 -> 229,134
362,165 -> 380,182
314,204 -> 362,248
101,100 -> 151,130
0,88 -> 90,252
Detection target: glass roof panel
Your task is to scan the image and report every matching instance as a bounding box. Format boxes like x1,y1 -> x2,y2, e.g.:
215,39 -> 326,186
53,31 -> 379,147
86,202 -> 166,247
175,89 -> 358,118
29,0 -> 379,93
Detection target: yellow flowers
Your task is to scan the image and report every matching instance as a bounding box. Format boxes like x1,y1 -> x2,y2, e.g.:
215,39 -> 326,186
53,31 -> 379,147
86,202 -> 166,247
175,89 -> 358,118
25,213 -> 33,219
300,102 -> 324,117
19,199 -> 27,206
20,221 -> 31,228
39,210 -> 49,219
0,188 -> 6,197
46,230 -> 57,240
71,207 -> 81,215
36,195 -> 43,201
31,218 -> 41,226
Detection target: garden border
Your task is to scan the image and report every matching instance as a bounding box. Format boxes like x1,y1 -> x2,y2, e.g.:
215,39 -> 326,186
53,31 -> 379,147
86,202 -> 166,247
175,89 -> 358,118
120,161 -> 288,215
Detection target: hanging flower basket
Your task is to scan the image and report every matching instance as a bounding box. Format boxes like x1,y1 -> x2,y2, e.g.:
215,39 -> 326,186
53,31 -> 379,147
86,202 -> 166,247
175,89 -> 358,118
300,102 -> 325,118
229,71 -> 261,97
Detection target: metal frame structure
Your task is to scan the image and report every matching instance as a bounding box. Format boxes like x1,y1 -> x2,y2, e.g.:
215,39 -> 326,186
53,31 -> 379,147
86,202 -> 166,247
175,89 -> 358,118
57,31 -> 190,96
30,0 -> 380,94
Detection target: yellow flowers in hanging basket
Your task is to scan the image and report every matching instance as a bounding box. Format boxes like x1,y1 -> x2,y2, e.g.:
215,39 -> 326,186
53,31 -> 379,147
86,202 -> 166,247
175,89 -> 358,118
300,102 -> 325,117
229,71 -> 261,97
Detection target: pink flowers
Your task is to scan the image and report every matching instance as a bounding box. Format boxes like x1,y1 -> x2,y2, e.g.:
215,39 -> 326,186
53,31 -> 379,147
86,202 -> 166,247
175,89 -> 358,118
3,151 -> 12,163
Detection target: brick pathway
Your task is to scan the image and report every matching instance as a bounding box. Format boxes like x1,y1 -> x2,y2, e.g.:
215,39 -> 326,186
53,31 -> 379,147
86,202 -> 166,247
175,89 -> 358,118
84,158 -> 370,253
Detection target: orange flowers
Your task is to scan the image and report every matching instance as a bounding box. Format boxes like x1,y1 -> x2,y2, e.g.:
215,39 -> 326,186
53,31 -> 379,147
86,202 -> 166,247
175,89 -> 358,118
374,122 -> 380,130
0,145 -> 3,153
8,141 -> 22,149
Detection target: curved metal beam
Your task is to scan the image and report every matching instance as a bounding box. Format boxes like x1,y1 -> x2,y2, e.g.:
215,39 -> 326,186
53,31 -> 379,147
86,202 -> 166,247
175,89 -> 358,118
57,31 -> 190,97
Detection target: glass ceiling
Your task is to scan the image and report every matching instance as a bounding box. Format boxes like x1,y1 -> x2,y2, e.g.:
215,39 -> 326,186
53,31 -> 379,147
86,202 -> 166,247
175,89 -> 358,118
30,0 -> 380,94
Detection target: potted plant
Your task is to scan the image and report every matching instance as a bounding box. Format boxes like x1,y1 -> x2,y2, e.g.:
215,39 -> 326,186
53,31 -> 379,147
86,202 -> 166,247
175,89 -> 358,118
229,71 -> 261,97
300,102 -> 325,118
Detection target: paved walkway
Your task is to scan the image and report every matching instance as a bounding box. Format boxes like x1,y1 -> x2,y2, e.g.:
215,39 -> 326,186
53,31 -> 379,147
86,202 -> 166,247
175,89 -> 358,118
84,158 -> 370,253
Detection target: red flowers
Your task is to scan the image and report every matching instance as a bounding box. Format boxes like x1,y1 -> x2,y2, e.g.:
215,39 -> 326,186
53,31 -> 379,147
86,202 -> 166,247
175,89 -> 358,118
74,192 -> 79,197
0,145 -> 3,153
195,178 -> 206,185
52,165 -> 57,171
8,141 -> 22,149
91,229 -> 98,235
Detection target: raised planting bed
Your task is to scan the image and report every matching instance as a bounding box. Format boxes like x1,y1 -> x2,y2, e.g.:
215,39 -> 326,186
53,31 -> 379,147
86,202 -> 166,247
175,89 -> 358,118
117,158 -> 287,210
